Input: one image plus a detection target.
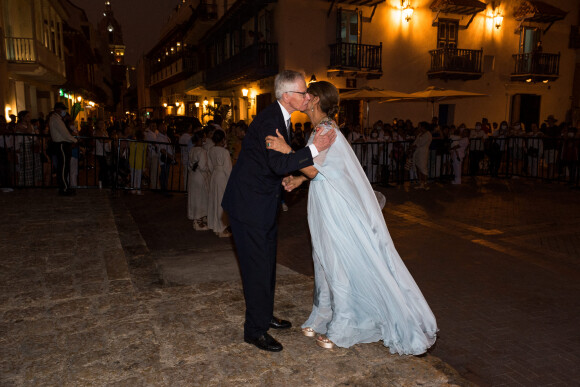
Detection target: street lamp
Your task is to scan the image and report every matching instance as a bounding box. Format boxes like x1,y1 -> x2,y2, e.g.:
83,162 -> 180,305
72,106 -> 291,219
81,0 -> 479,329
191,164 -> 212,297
242,88 -> 249,97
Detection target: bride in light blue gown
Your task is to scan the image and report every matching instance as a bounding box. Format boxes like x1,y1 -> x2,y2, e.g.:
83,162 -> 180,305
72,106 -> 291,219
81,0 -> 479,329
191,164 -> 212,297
265,81 -> 437,355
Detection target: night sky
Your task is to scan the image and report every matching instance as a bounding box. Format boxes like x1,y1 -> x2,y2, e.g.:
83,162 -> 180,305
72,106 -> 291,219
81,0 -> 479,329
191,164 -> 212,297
71,0 -> 182,65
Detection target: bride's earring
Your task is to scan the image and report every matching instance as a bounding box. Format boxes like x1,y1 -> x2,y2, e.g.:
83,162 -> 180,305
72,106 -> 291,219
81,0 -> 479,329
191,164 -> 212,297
311,107 -> 314,112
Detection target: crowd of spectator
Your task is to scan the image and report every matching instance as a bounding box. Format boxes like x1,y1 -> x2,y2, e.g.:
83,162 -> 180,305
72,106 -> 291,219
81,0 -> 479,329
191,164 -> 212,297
314,115 -> 580,188
1,104 -> 579,200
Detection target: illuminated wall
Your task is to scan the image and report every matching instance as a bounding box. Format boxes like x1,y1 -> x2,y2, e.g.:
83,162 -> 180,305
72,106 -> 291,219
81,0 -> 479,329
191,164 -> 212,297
274,0 -> 578,127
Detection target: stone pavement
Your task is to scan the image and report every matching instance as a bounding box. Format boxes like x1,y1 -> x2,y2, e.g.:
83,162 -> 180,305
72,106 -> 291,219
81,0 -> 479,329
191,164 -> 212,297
121,177 -> 580,386
0,189 -> 468,386
370,179 -> 580,387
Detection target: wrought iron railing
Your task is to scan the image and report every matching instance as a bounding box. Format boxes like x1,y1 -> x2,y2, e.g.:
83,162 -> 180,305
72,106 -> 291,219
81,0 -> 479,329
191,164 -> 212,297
512,52 -> 560,76
329,42 -> 382,71
428,47 -> 482,74
5,37 -> 36,62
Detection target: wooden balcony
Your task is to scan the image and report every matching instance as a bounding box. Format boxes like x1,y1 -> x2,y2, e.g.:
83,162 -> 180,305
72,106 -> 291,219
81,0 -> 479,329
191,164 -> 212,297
328,42 -> 382,79
510,52 -> 560,82
427,47 -> 482,80
4,37 -> 66,84
205,42 -> 278,90
150,52 -> 197,88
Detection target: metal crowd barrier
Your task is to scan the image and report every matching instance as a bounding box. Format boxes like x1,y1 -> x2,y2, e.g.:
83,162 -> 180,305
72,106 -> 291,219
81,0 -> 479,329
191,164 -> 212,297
350,137 -> 579,187
1,134 -> 578,192
0,134 -> 191,193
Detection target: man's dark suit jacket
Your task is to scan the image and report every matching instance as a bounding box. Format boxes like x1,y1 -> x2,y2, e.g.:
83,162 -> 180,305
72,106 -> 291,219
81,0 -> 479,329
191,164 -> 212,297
222,102 -> 313,227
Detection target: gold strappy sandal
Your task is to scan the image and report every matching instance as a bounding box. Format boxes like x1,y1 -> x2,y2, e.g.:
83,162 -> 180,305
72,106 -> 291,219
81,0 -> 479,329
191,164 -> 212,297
316,335 -> 334,349
302,327 -> 316,337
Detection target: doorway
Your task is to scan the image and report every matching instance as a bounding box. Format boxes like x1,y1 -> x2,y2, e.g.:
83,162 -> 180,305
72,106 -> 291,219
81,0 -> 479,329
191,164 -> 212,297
511,94 -> 541,131
339,99 -> 361,128
256,93 -> 272,115
438,104 -> 455,126
437,19 -> 459,48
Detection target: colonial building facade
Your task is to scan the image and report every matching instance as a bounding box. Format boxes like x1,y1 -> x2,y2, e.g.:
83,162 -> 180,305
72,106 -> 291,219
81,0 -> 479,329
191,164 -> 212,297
1,0 -> 67,119
141,0 -> 580,128
1,0 -> 113,123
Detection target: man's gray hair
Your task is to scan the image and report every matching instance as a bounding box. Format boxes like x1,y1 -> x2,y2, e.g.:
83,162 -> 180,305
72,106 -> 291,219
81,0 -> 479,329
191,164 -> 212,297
275,70 -> 305,100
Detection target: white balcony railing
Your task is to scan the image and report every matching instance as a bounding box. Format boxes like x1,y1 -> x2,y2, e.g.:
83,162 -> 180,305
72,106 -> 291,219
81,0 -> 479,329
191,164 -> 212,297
5,37 -> 36,62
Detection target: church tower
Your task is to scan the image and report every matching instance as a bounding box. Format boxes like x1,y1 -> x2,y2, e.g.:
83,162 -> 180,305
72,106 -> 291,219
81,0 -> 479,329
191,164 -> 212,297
97,1 -> 126,65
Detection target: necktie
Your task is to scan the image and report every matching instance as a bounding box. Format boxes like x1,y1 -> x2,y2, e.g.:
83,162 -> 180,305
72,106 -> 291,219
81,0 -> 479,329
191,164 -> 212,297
286,118 -> 292,142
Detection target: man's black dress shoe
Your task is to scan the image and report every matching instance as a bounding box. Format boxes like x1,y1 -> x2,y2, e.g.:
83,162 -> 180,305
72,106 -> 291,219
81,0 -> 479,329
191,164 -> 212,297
269,316 -> 292,329
244,333 -> 283,352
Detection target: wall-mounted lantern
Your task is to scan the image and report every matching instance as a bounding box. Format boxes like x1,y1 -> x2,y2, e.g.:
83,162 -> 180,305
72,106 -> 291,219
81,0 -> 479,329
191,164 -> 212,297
402,0 -> 414,22
494,11 -> 503,29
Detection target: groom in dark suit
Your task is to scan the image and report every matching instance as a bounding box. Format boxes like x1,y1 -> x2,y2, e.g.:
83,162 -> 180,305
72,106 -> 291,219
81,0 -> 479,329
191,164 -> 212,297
222,70 -> 336,352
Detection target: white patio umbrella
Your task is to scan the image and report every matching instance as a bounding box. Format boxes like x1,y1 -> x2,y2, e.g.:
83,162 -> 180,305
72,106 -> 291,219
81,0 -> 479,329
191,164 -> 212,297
339,87 -> 413,130
381,86 -> 487,117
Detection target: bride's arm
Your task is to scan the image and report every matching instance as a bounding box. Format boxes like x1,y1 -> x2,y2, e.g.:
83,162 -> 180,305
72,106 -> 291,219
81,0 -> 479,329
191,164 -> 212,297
299,165 -> 318,179
265,130 -> 321,182
265,130 -> 318,176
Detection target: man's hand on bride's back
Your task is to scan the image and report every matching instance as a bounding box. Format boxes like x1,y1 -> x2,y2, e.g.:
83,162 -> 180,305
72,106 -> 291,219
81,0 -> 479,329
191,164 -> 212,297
312,127 -> 337,152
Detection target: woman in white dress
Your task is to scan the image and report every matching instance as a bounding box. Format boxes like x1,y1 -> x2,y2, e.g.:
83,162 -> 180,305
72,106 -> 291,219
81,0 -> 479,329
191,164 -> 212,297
187,131 -> 211,230
207,130 -> 232,237
266,81 -> 437,354
450,127 -> 469,184
411,122 -> 432,190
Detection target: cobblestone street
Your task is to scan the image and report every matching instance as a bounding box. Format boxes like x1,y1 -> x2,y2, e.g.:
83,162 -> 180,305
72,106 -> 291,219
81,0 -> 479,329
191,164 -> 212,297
1,189 -> 466,386
120,177 -> 580,386
275,178 -> 580,386
1,177 -> 579,386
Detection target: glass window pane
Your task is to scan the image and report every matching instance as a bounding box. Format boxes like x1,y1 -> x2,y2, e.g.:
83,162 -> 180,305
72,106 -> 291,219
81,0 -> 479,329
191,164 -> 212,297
440,23 -> 447,39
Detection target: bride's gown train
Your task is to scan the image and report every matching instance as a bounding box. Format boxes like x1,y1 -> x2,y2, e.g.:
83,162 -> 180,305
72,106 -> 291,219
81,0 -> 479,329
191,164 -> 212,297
302,119 -> 437,355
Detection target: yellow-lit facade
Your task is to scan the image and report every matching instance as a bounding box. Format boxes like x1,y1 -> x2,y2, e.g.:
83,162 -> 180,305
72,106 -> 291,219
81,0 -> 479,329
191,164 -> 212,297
141,0 -> 231,121
276,0 -> 579,127
141,0 -> 579,128
0,0 -> 67,119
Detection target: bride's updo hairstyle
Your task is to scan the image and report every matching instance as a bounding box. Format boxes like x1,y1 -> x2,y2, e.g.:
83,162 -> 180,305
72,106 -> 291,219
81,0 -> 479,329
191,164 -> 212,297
307,81 -> 340,119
